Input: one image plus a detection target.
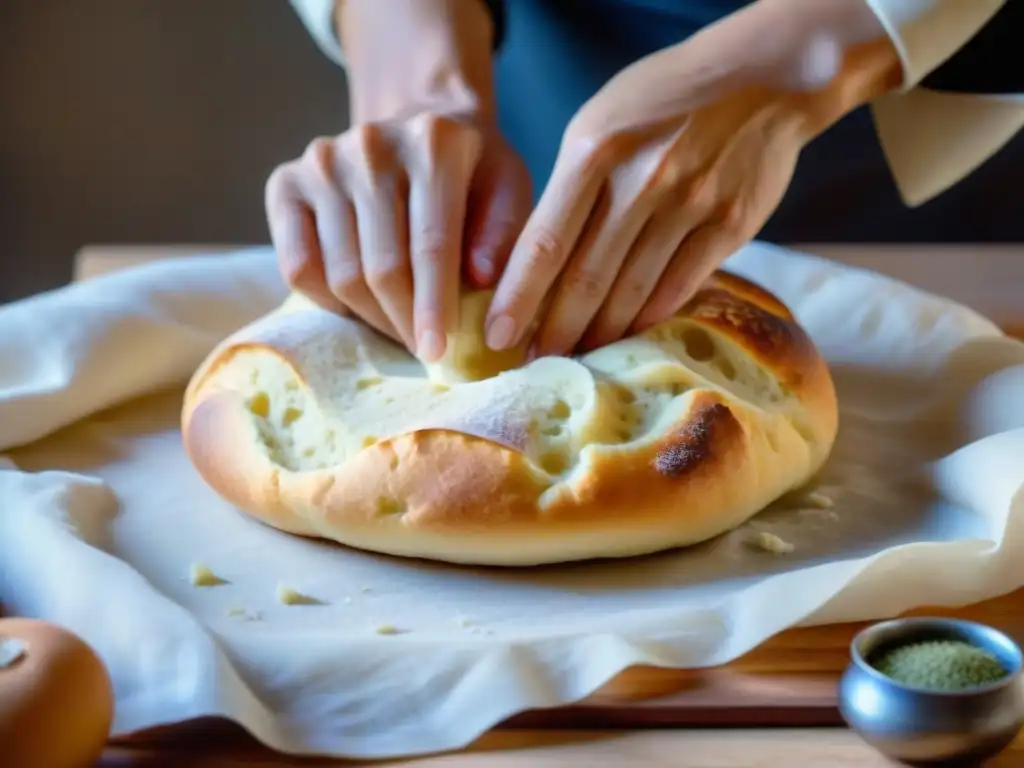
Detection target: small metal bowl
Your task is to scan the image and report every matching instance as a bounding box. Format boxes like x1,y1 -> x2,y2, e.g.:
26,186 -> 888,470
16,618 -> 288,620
839,617 -> 1024,765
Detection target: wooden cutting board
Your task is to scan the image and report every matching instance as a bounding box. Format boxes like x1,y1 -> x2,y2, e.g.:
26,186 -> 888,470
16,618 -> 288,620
102,588 -> 1024,760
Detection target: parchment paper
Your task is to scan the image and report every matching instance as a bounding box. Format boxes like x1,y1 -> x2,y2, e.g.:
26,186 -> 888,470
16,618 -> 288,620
2,243 -> 1023,758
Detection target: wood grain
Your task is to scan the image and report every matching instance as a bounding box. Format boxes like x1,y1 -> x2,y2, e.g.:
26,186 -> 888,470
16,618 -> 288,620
99,590 -> 1024,765
101,729 -> 1024,767
69,244 -> 1024,766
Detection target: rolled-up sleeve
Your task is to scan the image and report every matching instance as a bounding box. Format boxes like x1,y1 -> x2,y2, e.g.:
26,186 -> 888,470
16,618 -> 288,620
864,0 -> 1024,206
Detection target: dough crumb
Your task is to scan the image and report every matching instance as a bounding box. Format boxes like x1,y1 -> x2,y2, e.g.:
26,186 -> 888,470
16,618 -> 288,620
375,624 -> 404,636
360,587 -> 373,594
455,616 -> 474,628
190,563 -> 228,587
275,583 -> 322,606
227,605 -> 263,621
804,491 -> 834,509
751,531 -> 795,554
0,637 -> 27,668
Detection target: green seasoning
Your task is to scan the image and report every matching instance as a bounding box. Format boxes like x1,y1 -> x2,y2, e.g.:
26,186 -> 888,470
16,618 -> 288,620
870,640 -> 1008,691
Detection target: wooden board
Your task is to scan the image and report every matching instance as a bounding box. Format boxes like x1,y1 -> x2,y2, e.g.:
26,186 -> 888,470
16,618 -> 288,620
106,590 -> 1023,740
99,590 -> 1024,765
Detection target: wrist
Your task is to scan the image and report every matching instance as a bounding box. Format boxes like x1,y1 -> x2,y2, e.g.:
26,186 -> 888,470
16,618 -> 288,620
336,0 -> 497,125
789,38 -> 902,139
745,0 -> 902,136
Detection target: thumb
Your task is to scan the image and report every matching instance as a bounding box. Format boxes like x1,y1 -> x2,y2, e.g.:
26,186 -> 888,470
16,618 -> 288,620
462,148 -> 532,290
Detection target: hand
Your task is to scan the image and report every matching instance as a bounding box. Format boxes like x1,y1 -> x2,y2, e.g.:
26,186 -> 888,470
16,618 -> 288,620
265,115 -> 530,361
484,0 -> 901,358
265,0 -> 531,362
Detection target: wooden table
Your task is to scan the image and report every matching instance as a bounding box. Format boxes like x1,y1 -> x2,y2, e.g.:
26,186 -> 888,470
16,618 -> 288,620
73,243 -> 1024,767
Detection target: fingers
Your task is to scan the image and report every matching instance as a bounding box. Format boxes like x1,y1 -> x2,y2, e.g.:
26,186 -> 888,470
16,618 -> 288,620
632,219 -> 744,331
317,196 -> 399,341
462,148 -> 533,290
300,138 -> 401,341
484,149 -> 605,351
335,126 -> 416,351
576,214 -> 684,352
267,116 -> 533,360
265,162 -> 346,315
579,180 -> 716,351
405,115 -> 482,361
529,186 -> 654,358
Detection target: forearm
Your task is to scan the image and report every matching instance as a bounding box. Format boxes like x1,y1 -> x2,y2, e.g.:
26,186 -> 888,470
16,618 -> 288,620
336,0 -> 498,125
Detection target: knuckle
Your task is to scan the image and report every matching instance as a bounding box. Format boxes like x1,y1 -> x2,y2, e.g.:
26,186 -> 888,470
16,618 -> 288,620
406,112 -> 481,165
278,254 -> 310,289
565,267 -> 608,303
364,260 -> 411,293
264,163 -> 296,204
522,228 -> 565,272
301,136 -> 336,182
562,137 -> 603,177
406,112 -> 460,142
327,264 -> 364,298
679,175 -> 717,214
337,123 -> 397,184
623,277 -> 650,301
562,129 -> 621,176
719,198 -> 748,232
415,245 -> 448,269
646,156 -> 683,195
414,229 -> 454,267
338,123 -> 382,163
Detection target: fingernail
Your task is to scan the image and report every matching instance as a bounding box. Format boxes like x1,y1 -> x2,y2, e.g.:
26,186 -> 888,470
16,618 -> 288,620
472,249 -> 495,283
485,315 -> 516,350
417,330 -> 445,362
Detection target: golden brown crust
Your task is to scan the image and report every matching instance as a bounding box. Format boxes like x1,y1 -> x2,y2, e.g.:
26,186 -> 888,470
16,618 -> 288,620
681,281 -> 837,448
182,269 -> 838,566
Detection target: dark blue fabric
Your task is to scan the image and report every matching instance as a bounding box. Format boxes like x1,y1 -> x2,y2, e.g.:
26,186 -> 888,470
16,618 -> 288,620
493,0 -> 752,195
487,0 -> 1024,241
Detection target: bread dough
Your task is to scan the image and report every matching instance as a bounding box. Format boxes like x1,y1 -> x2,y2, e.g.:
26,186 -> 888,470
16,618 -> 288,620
752,531 -> 796,554
189,563 -> 226,587
182,272 -> 837,566
275,583 -> 319,606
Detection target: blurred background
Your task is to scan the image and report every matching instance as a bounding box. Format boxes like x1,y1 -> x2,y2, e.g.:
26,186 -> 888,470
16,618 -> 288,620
2,0 -> 1022,303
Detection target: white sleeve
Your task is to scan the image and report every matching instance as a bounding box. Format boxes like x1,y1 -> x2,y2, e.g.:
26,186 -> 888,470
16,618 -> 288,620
288,0 -> 345,67
864,0 -> 1024,206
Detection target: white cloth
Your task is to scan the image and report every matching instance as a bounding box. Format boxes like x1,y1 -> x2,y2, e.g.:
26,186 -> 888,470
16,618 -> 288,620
289,0 -> 1024,208
2,244 -> 1024,759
